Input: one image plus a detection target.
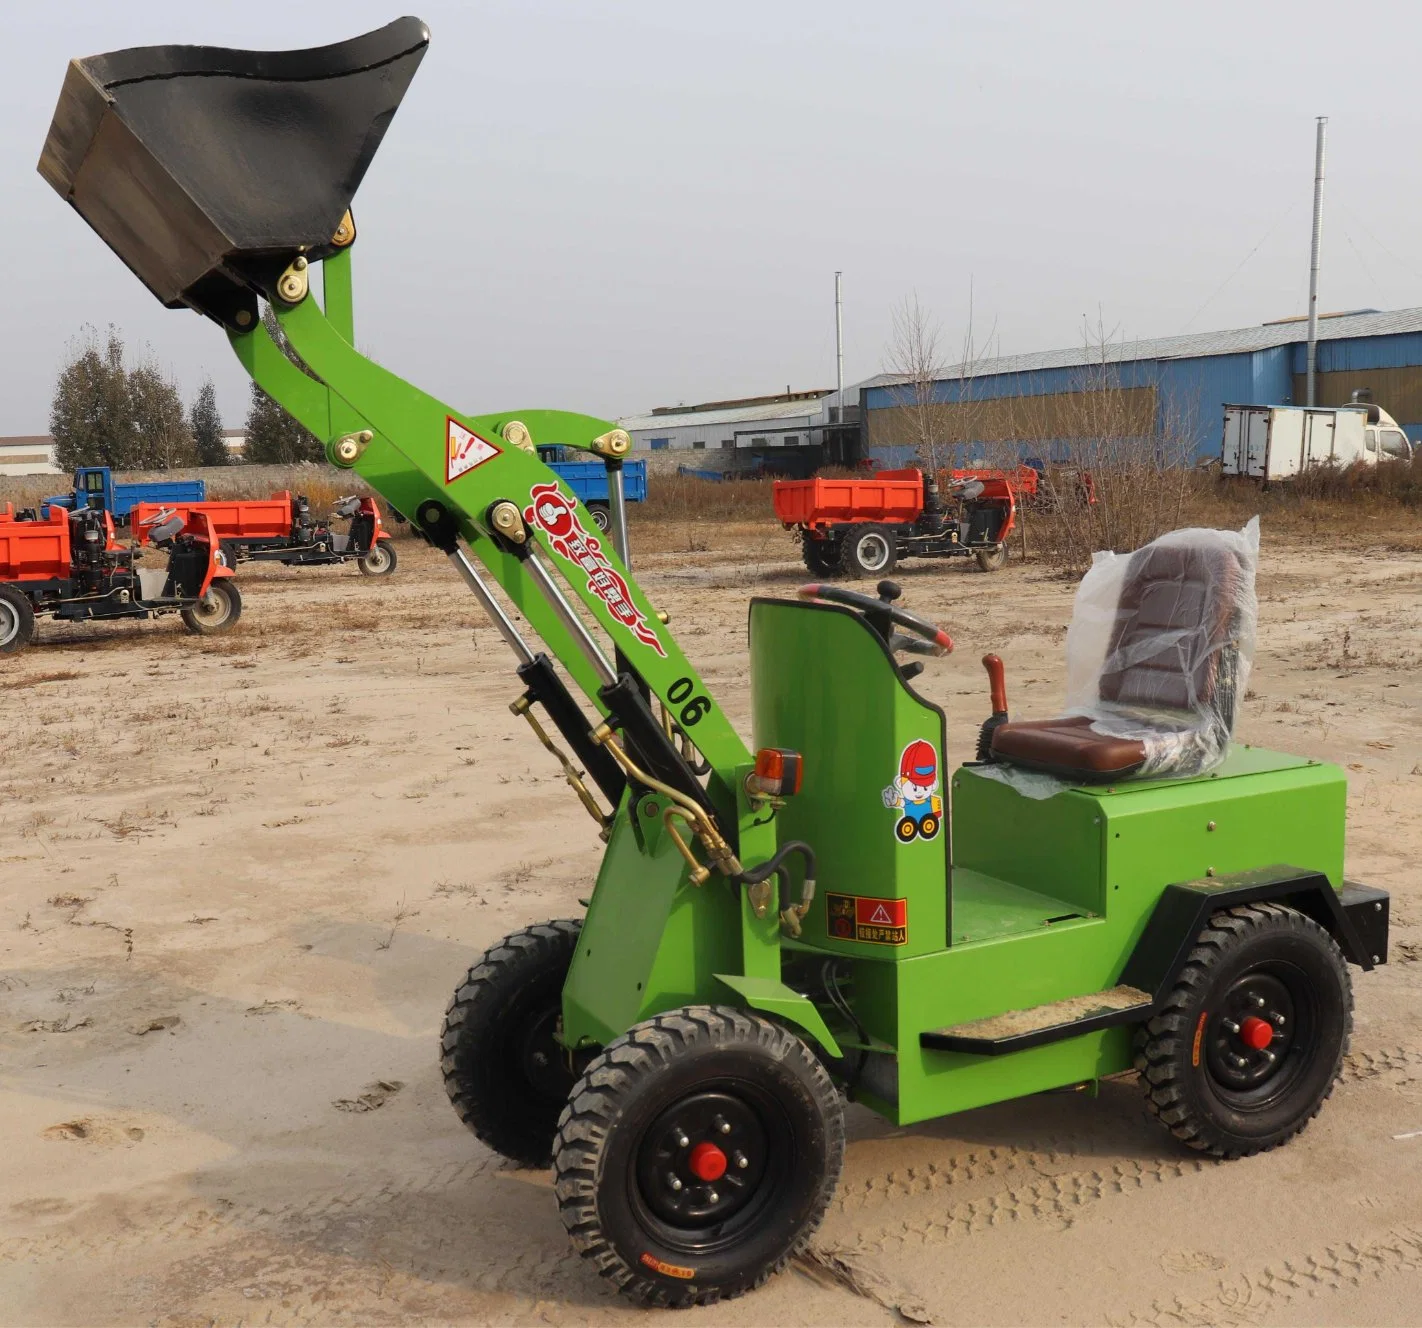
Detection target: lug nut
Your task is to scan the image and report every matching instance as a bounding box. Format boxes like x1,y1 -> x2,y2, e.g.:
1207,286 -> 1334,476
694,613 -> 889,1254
1271,1013 -> 1286,1027
716,1117 -> 732,1135
1221,1018 -> 1240,1034
668,1174 -> 682,1192
706,1189 -> 719,1204
734,1152 -> 748,1169
675,1132 -> 689,1148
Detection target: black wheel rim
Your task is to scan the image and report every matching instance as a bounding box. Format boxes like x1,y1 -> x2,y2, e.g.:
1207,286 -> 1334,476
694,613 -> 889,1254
629,1081 -> 789,1255
516,1003 -> 572,1101
1204,962 -> 1316,1109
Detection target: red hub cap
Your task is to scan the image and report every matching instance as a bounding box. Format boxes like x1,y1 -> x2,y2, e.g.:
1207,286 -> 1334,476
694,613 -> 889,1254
1239,1015 -> 1274,1051
687,1141 -> 728,1182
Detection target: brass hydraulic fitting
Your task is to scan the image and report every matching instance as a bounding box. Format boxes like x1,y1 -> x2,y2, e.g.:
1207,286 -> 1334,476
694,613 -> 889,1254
489,501 -> 527,543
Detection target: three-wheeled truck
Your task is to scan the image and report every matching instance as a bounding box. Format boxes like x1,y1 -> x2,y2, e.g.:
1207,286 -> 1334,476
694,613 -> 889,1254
0,501 -> 240,653
774,466 -> 1023,576
131,490 -> 396,575
41,19 -> 1391,1310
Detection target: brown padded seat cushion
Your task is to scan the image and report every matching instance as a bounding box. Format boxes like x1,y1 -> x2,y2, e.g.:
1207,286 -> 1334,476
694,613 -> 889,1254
988,715 -> 1146,778
989,537 -> 1243,781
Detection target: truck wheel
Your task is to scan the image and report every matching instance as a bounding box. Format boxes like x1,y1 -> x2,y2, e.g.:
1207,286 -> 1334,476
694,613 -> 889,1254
180,580 -> 242,635
0,586 -> 36,654
586,501 -> 612,533
800,532 -> 840,577
554,1006 -> 843,1308
442,919 -> 583,1167
1135,903 -> 1352,1159
219,540 -> 241,570
839,524 -> 897,579
974,545 -> 1007,572
358,541 -> 398,576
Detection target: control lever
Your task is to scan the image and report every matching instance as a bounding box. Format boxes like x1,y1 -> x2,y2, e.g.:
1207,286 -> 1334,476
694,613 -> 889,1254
976,654 -> 1010,761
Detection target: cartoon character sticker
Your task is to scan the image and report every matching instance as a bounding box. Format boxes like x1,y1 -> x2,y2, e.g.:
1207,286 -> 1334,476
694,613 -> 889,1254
882,738 -> 942,842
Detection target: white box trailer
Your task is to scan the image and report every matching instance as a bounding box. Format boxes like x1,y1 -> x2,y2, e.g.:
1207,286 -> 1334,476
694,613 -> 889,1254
1222,403 -> 1412,478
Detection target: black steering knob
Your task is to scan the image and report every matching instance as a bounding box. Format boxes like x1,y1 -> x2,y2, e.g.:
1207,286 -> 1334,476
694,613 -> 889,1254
877,579 -> 902,604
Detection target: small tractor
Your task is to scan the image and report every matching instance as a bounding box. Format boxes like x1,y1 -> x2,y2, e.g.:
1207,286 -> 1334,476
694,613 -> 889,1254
42,19 -> 1391,1310
773,466 -> 1026,577
0,501 -> 240,654
132,491 -> 396,575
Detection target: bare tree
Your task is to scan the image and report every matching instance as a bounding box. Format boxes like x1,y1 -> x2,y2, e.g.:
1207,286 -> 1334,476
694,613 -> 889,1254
1029,316 -> 1197,573
883,294 -> 946,471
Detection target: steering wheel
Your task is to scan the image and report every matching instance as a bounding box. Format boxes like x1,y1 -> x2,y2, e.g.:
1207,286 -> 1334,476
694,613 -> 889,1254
798,580 -> 953,657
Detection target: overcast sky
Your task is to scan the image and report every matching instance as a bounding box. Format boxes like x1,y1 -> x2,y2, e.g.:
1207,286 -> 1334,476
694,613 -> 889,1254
7,0 -> 1422,433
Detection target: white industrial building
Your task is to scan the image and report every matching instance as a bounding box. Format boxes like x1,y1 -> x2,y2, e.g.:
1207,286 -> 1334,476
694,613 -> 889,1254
0,436 -> 60,476
619,386 -> 864,473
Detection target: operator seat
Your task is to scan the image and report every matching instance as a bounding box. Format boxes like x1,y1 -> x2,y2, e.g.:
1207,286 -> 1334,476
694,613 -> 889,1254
988,532 -> 1252,782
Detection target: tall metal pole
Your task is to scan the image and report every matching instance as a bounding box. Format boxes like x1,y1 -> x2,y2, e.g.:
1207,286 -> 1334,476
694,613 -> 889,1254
834,271 -> 844,402
1305,116 -> 1328,407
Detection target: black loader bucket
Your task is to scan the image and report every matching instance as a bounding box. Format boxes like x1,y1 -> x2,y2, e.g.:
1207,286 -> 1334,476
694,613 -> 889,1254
39,17 -> 428,331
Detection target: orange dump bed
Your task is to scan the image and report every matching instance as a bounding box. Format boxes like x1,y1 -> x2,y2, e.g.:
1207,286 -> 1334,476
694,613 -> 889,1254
0,507 -> 71,580
131,493 -> 295,544
773,469 -> 924,528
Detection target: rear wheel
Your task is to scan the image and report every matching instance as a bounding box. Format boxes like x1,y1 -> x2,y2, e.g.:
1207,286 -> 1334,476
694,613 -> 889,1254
1135,903 -> 1352,1159
586,501 -> 612,533
800,532 -> 840,576
219,540 -> 242,571
180,579 -> 241,635
0,586 -> 36,654
839,524 -> 897,579
441,919 -> 583,1167
974,545 -> 1007,572
554,1006 -> 843,1308
358,541 -> 397,576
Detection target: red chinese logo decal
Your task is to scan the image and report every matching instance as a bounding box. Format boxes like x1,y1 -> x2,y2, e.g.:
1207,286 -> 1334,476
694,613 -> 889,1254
524,482 -> 667,657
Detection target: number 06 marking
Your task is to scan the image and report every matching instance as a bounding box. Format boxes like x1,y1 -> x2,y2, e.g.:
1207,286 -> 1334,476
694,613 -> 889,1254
667,676 -> 711,727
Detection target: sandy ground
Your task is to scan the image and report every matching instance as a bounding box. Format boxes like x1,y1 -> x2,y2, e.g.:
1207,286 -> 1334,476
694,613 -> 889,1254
1,524 -> 1420,1327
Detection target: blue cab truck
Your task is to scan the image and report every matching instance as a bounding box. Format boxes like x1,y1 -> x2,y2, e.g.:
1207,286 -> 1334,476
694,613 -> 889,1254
43,466 -> 206,524
536,445 -> 647,531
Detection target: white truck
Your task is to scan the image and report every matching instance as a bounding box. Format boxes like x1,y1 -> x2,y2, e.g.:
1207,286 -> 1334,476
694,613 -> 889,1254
1221,398 -> 1412,479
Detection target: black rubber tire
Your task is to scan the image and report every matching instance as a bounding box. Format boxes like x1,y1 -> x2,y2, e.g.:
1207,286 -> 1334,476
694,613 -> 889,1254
554,1005 -> 844,1308
180,579 -> 242,635
441,919 -> 583,1167
974,545 -> 1007,572
358,541 -> 398,576
219,540 -> 242,571
586,502 -> 612,533
839,524 -> 897,579
0,585 -> 36,654
800,532 -> 840,577
1135,903 -> 1352,1159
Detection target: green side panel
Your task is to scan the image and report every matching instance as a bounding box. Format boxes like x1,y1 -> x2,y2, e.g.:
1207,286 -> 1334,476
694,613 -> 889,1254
881,747 -> 1349,1125
748,598 -> 949,960
712,974 -> 843,1059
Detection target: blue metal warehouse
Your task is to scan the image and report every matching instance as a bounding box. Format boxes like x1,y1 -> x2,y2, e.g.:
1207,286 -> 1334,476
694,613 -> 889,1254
860,307 -> 1422,462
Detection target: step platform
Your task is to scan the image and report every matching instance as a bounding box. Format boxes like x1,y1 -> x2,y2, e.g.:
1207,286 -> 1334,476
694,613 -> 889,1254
920,984 -> 1153,1055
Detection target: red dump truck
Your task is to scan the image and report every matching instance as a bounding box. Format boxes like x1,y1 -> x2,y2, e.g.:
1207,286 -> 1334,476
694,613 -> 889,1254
0,502 -> 239,653
773,467 -> 1030,577
131,491 -> 395,575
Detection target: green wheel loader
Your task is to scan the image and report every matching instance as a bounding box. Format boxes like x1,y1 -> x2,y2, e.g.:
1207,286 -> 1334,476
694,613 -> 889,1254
40,19 -> 1391,1309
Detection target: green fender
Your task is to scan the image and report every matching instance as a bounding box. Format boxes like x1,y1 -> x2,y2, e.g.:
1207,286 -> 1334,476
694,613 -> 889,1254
713,974 -> 843,1060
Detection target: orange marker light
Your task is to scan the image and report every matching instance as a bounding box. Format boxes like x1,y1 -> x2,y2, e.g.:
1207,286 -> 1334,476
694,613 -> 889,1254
749,748 -> 803,797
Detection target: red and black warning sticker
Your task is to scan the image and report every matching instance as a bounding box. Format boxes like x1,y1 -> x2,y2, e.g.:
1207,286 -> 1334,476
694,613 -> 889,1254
826,892 -> 908,946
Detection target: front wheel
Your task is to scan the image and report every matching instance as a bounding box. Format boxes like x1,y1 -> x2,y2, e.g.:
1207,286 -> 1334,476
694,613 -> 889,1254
974,544 -> 1007,572
1135,903 -> 1352,1159
442,920 -> 583,1167
358,541 -> 397,576
800,532 -> 840,576
839,524 -> 897,579
180,579 -> 242,635
0,585 -> 36,654
555,1007 -> 843,1308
